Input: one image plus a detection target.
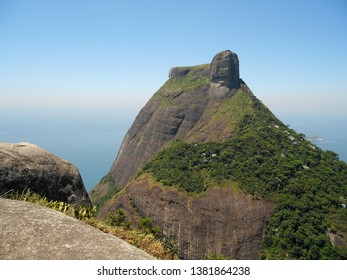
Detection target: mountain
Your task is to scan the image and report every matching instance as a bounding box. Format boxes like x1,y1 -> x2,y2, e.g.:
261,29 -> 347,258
90,50 -> 347,259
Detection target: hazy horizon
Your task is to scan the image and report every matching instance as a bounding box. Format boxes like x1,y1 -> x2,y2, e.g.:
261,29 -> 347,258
1,104 -> 346,191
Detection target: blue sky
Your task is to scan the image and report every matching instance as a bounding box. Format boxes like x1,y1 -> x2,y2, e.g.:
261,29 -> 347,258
1,0 -> 346,115
1,0 -> 347,189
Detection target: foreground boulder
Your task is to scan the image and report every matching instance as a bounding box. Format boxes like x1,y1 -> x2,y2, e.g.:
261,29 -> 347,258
0,142 -> 91,207
0,198 -> 155,260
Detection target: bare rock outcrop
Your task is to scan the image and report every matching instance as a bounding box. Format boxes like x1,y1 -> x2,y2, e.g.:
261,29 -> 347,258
101,176 -> 274,260
210,50 -> 240,88
169,67 -> 192,78
0,142 -> 91,207
0,198 -> 155,260
108,82 -> 211,187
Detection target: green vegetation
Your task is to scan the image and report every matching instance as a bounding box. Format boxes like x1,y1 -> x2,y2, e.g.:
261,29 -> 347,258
107,209 -> 131,228
204,252 -> 230,260
138,217 -> 161,235
212,88 -> 254,121
143,97 -> 347,259
2,189 -> 96,220
91,174 -> 121,211
185,88 -> 256,142
153,64 -> 210,103
86,218 -> 176,259
104,208 -> 177,259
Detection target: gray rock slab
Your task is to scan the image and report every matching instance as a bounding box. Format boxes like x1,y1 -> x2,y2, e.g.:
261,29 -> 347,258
0,198 -> 155,260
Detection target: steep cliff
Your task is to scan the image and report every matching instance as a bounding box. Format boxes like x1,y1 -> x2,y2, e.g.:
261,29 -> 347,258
90,50 -> 347,259
99,174 -> 273,259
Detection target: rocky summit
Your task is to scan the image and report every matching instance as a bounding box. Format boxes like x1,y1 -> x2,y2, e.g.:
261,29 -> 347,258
0,142 -> 91,207
96,50 -> 242,191
91,50 -> 347,260
210,50 -> 240,88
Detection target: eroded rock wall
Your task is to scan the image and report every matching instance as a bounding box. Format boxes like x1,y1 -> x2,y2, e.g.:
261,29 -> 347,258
104,176 -> 274,260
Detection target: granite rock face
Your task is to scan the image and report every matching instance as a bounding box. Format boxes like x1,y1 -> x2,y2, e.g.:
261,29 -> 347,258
210,50 -> 240,88
0,198 -> 154,260
108,84 -> 210,187
0,142 -> 91,207
100,176 -> 274,260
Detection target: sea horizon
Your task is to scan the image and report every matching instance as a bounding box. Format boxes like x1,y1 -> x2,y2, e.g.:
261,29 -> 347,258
1,109 -> 346,192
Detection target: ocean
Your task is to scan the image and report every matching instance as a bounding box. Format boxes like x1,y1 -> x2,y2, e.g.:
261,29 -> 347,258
1,109 -> 346,192
0,108 -> 135,192
276,112 -> 347,162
